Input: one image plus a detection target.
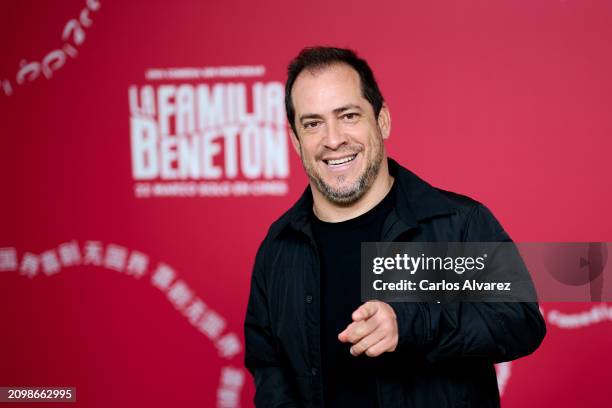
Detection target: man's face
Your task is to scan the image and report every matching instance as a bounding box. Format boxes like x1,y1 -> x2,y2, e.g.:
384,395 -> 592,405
290,63 -> 390,205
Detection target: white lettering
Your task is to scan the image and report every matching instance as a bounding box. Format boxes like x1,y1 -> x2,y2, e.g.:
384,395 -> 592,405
131,117 -> 158,179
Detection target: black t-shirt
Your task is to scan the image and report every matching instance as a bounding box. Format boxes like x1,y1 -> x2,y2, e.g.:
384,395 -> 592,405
311,182 -> 397,408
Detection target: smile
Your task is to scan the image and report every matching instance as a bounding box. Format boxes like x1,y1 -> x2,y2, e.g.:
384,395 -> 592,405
323,154 -> 357,167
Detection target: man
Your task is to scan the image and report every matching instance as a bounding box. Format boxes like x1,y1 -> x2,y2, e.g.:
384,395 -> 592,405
244,46 -> 546,408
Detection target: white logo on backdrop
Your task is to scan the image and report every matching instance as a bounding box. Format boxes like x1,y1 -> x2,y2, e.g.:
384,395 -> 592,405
545,304 -> 612,329
0,0 -> 101,97
0,243 -> 244,408
128,65 -> 290,198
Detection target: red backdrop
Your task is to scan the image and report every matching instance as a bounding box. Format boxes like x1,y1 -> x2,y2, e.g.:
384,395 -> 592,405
1,0 -> 611,406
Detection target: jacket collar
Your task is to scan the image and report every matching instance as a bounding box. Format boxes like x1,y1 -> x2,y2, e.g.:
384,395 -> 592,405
284,157 -> 458,239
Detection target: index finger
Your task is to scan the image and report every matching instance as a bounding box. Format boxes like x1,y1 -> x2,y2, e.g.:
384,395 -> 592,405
338,318 -> 378,344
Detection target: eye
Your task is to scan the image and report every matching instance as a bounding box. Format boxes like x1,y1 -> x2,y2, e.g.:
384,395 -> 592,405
302,121 -> 321,130
341,112 -> 360,122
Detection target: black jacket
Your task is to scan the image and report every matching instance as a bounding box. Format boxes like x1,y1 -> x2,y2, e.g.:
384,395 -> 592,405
244,159 -> 546,408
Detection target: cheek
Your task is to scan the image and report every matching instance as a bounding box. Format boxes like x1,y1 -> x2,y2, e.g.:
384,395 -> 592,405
349,123 -> 375,141
344,125 -> 364,138
302,143 -> 320,159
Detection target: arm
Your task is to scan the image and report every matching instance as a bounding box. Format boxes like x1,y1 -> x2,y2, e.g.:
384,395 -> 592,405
392,298 -> 545,363
391,204 -> 546,363
244,241 -> 300,408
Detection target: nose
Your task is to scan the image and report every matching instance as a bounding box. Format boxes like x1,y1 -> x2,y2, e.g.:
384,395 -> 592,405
323,120 -> 348,150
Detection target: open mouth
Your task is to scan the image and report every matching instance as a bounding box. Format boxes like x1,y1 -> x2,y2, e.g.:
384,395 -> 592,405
323,154 -> 357,167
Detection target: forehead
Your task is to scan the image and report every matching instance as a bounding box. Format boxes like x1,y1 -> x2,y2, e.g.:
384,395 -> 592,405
291,63 -> 367,114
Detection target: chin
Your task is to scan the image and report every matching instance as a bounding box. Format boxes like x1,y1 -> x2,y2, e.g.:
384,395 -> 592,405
317,177 -> 366,204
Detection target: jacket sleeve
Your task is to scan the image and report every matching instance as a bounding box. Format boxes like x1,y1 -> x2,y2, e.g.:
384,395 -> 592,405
390,204 -> 546,363
244,240 -> 300,408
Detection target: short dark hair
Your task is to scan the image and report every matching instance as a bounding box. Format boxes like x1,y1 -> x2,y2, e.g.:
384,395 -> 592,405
285,46 -> 385,136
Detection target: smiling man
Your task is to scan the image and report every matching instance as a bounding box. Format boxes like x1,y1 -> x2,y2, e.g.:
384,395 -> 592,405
289,62 -> 390,213
244,47 -> 546,408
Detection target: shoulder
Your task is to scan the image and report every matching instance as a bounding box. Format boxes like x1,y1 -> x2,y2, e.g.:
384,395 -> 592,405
434,188 -> 482,212
254,190 -> 311,269
435,189 -> 509,241
391,160 -> 509,240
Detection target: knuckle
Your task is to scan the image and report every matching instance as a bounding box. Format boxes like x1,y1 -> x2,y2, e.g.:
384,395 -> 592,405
380,321 -> 391,333
378,339 -> 390,351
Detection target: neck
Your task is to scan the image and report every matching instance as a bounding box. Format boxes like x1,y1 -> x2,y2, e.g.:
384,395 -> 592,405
312,161 -> 394,223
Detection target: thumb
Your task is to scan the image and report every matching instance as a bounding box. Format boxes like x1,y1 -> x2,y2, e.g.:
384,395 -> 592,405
352,301 -> 378,322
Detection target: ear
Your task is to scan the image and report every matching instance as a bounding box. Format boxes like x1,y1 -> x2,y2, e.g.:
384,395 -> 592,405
289,127 -> 302,157
377,104 -> 391,140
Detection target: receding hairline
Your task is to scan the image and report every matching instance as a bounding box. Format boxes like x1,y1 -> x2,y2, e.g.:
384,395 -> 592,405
289,62 -> 364,107
292,61 -> 359,84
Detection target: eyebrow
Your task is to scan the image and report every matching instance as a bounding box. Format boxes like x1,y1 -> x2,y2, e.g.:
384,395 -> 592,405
298,104 -> 363,122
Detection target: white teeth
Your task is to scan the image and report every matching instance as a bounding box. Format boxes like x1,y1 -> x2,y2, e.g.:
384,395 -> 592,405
327,155 -> 356,165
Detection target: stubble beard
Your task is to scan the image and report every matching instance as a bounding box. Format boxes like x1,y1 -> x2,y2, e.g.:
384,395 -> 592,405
300,136 -> 385,205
